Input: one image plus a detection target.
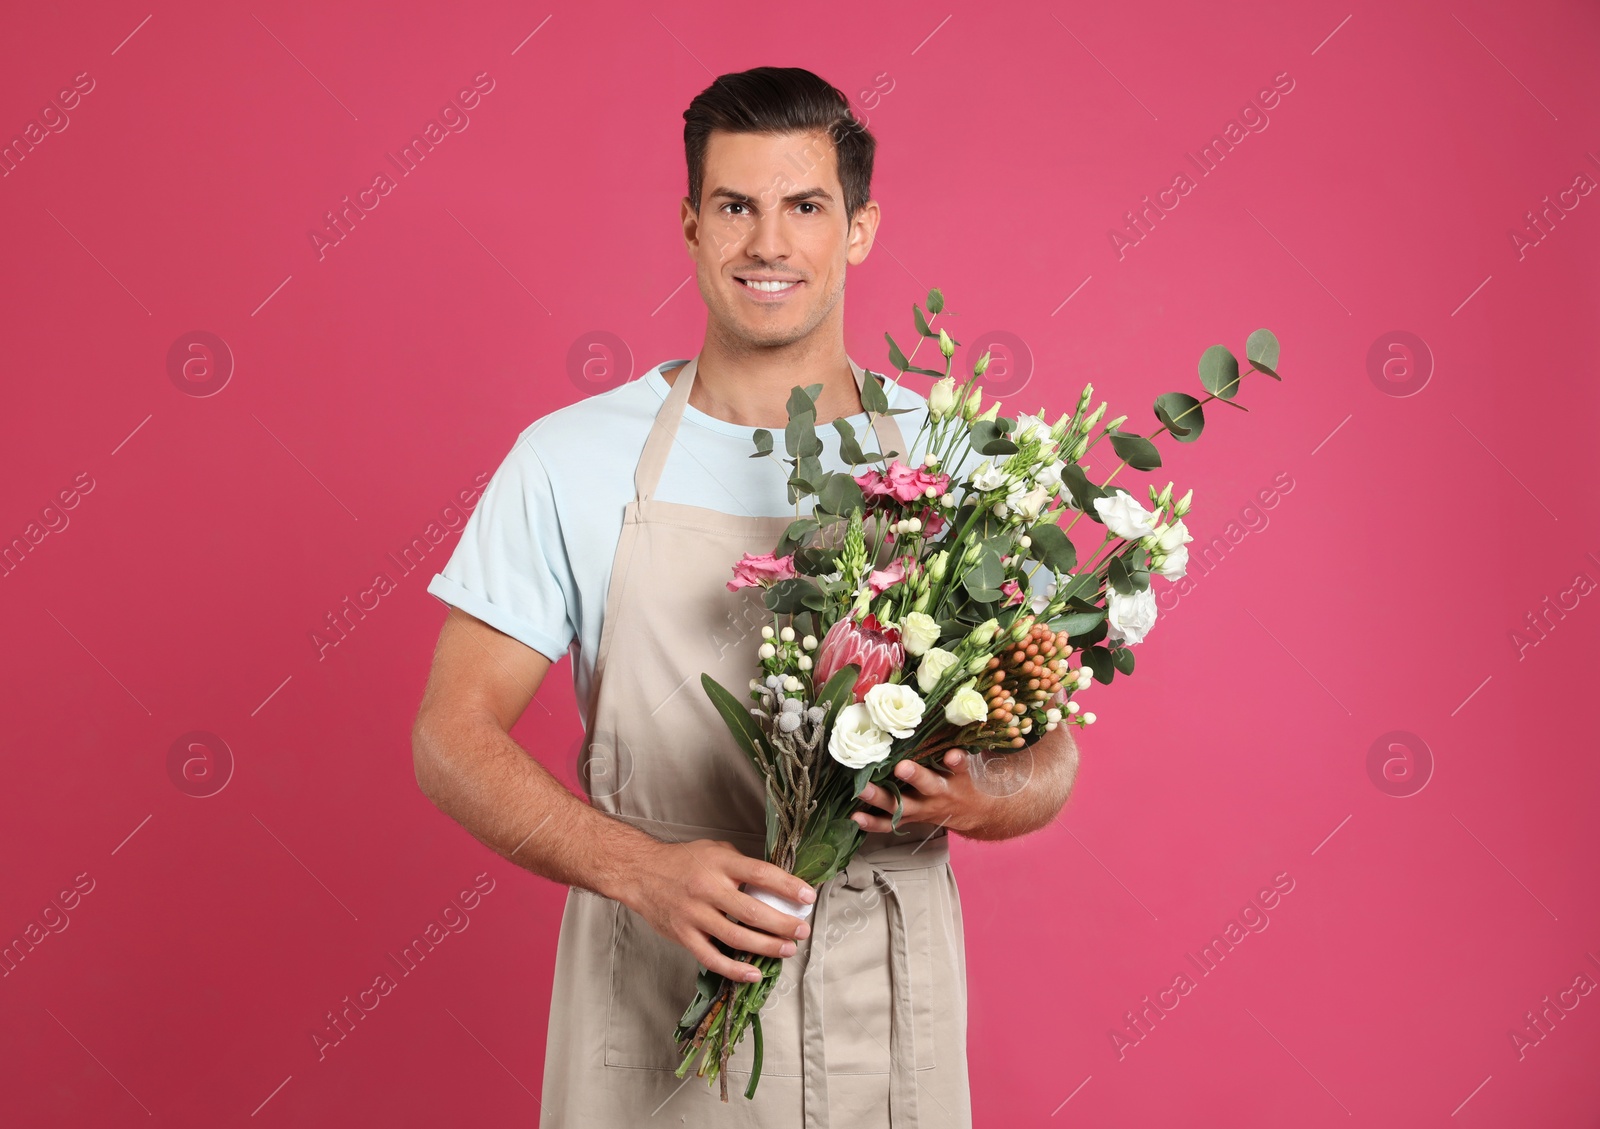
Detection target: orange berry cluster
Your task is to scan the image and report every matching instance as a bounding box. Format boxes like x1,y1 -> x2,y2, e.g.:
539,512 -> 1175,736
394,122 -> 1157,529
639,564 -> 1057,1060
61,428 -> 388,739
979,624 -> 1073,749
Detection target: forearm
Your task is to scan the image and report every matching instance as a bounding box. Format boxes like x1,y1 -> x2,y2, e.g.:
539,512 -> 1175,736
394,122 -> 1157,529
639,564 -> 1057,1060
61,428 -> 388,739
413,707 -> 657,904
956,723 -> 1080,842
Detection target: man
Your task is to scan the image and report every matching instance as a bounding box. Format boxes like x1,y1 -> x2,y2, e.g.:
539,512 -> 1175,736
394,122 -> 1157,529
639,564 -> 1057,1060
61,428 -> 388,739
412,66 -> 1079,1127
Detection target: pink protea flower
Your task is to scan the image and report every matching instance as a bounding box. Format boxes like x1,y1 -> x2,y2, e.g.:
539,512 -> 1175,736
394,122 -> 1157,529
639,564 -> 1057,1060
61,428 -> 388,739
727,552 -> 797,592
813,612 -> 904,701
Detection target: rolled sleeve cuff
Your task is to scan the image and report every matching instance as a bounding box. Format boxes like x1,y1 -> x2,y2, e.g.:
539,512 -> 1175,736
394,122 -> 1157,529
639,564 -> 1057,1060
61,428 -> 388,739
425,573 -> 571,663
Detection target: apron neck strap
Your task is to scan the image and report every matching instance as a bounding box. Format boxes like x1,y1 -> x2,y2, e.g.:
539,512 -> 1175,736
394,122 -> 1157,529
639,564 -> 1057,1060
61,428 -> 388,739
635,355 -> 910,502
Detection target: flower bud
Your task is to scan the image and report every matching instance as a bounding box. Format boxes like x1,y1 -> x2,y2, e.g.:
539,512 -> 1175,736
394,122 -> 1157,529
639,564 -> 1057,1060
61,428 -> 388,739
928,375 -> 957,419
1105,415 -> 1127,432
966,618 -> 1000,647
912,590 -> 931,613
928,549 -> 949,581
758,642 -> 777,659
962,386 -> 982,421
1158,481 -> 1174,509
1077,382 -> 1094,410
938,328 -> 956,359
1050,412 -> 1072,442
1083,402 -> 1107,430
966,652 -> 991,674
1174,488 -> 1193,517
975,402 -> 1000,423
761,625 -> 775,639
1071,436 -> 1089,460
1009,614 -> 1035,641
780,625 -> 796,642
974,350 -> 991,376
802,634 -> 818,650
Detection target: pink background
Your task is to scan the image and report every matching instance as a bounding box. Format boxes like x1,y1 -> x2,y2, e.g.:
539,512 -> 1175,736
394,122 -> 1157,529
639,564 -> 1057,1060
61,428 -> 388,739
4,0 -> 1599,1125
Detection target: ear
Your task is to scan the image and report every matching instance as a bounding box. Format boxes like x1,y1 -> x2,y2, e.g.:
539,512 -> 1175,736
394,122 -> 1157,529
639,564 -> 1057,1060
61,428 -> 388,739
845,199 -> 880,266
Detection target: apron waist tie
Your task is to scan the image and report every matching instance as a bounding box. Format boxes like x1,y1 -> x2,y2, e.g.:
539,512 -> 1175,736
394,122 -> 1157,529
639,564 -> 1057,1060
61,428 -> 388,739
803,839 -> 949,1129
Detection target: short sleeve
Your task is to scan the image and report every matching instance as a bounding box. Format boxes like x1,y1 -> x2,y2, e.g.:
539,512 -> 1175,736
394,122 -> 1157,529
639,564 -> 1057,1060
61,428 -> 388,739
426,432 -> 577,662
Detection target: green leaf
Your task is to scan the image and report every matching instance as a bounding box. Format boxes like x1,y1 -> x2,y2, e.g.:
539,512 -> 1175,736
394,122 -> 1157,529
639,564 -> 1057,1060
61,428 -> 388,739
763,577 -> 826,614
1153,393 -> 1205,443
901,365 -> 948,378
787,384 -> 822,418
1109,430 -> 1163,470
1107,555 -> 1136,595
795,545 -> 841,574
912,305 -> 936,337
701,674 -> 770,772
785,410 -> 823,458
970,419 -> 1018,456
1246,328 -> 1280,377
793,841 -> 837,882
816,664 -> 860,722
1054,607 -> 1105,635
1198,345 -> 1242,400
860,370 -> 890,414
1110,646 -> 1136,675
880,778 -> 906,831
927,288 -> 944,314
776,517 -> 820,557
1026,523 -> 1078,572
831,417 -> 878,465
744,1014 -> 764,1100
962,549 -> 1004,599
817,471 -> 865,516
765,798 -> 779,860
1082,645 -> 1116,684
1060,464 -> 1106,517
885,332 -> 910,373
751,428 -> 774,457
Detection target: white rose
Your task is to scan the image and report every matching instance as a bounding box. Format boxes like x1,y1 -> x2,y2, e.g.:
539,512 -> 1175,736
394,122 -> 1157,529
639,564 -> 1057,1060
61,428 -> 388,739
1093,491 -> 1158,540
928,376 -> 958,419
1107,586 -> 1158,645
1156,518 -> 1194,553
827,703 -> 892,768
1153,542 -> 1188,580
915,647 -> 959,693
970,460 -> 1006,492
863,682 -> 926,739
898,611 -> 941,656
944,680 -> 988,726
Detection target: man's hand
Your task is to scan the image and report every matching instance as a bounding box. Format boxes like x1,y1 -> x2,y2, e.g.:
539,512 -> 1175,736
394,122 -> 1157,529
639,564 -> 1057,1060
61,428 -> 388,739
622,838 -> 818,985
852,749 -> 991,835
854,725 -> 1081,841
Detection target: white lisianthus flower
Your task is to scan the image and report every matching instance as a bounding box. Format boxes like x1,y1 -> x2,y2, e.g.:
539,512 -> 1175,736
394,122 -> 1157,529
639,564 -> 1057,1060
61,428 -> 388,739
1014,412 -> 1053,446
1036,460 -> 1066,492
1093,492 -> 1158,540
1028,572 -> 1058,616
828,703 -> 892,768
898,611 -> 941,656
1011,485 -> 1050,521
863,682 -> 926,738
928,376 -> 958,419
944,679 -> 988,726
970,460 -> 1006,492
1153,543 -> 1189,580
915,647 -> 959,693
1107,586 -> 1159,645
1156,518 -> 1194,553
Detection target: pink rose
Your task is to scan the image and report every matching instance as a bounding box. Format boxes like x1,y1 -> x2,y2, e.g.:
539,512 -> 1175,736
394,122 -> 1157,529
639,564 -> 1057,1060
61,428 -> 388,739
727,552 -> 798,591
853,468 -> 894,498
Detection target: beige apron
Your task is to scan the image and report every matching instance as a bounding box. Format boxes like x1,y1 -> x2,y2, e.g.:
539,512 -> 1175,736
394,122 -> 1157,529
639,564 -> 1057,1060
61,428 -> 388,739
537,354 -> 972,1128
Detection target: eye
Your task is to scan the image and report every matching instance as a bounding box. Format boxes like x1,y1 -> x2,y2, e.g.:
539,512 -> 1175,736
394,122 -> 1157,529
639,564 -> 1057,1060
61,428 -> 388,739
796,202 -> 820,214
721,202 -> 749,216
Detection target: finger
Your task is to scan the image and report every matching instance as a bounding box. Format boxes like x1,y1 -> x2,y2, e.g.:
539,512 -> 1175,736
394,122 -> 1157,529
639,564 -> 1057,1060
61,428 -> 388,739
714,884 -> 813,941
944,748 -> 966,769
891,758 -> 949,795
700,907 -> 801,961
726,856 -> 819,912
684,928 -> 767,983
851,809 -> 894,833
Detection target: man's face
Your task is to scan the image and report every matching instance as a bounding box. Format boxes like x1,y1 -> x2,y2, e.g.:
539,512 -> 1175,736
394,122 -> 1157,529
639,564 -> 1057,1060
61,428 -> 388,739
682,129 -> 879,350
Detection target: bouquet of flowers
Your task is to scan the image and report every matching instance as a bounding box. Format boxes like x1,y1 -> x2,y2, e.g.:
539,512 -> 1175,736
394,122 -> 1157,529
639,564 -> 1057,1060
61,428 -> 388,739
674,287 -> 1283,1099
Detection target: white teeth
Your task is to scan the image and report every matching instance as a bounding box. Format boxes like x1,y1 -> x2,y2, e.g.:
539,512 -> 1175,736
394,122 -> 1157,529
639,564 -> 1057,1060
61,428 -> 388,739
741,279 -> 798,292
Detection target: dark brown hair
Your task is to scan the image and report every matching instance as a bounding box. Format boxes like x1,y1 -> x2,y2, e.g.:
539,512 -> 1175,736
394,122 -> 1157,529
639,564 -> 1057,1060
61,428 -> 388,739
683,66 -> 876,226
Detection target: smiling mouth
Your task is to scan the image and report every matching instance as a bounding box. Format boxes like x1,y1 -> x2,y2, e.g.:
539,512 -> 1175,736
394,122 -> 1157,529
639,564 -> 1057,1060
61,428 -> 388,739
737,278 -> 803,297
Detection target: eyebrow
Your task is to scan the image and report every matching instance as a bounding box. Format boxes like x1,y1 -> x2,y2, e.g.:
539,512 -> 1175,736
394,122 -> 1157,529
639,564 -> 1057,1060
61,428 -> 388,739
708,186 -> 835,207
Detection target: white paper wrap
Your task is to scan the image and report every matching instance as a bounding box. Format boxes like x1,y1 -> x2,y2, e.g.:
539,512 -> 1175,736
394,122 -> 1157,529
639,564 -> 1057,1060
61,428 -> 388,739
740,881 -> 815,920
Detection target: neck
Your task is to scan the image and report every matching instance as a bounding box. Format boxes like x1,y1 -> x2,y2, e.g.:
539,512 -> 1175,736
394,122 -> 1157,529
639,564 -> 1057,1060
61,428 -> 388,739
663,329 -> 865,428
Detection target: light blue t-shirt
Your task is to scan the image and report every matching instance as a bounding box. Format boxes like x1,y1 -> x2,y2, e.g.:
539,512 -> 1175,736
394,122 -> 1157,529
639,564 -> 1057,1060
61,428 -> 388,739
426,358 -> 937,716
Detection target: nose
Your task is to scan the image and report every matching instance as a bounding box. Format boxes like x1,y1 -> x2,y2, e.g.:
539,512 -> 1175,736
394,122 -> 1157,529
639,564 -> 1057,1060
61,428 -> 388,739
745,204 -> 794,266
